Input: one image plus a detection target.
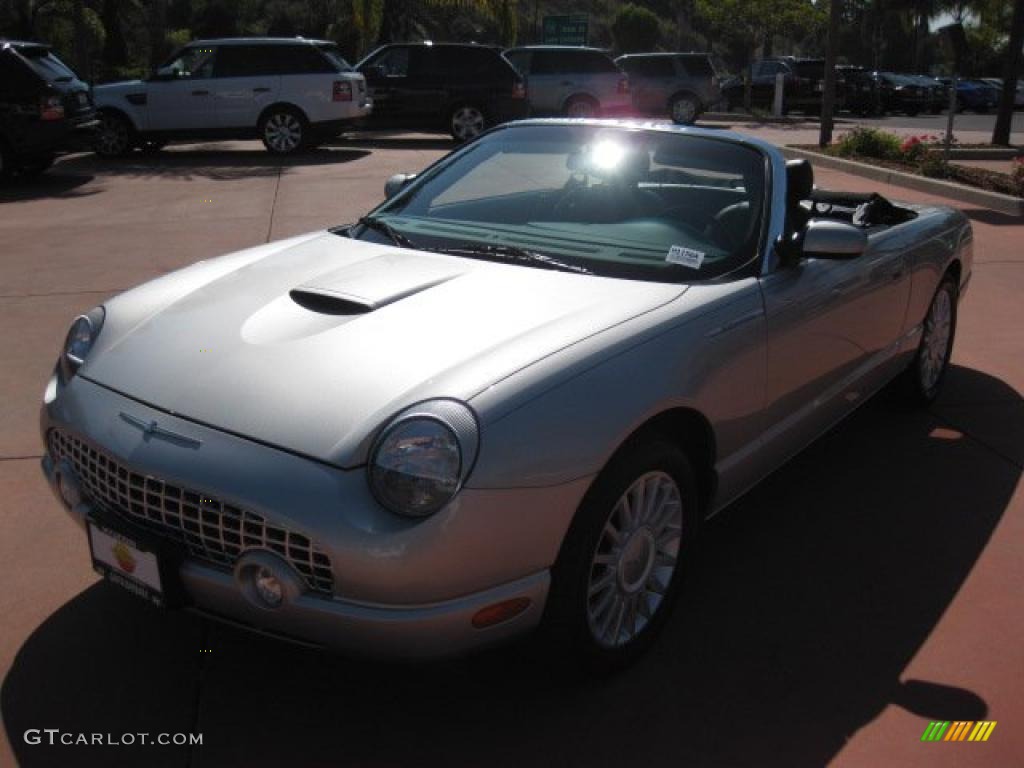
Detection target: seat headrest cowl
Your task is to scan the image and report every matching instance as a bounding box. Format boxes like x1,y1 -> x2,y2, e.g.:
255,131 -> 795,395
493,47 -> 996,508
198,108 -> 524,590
786,159 -> 814,204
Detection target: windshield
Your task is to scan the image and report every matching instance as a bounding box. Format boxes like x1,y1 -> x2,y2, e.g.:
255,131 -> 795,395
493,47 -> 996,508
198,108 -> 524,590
15,46 -> 77,82
349,125 -> 767,283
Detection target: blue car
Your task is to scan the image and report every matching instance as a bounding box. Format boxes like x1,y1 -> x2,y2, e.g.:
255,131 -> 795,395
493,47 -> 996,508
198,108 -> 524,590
939,78 -> 1000,113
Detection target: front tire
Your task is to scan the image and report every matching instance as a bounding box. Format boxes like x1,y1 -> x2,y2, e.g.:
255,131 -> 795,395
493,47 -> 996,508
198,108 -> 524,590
543,440 -> 699,670
0,139 -> 14,178
260,108 -> 307,155
450,104 -> 487,142
95,112 -> 134,157
904,275 -> 958,405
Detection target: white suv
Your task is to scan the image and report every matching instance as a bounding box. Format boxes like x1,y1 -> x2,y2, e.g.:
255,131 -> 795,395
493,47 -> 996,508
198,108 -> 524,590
93,37 -> 371,156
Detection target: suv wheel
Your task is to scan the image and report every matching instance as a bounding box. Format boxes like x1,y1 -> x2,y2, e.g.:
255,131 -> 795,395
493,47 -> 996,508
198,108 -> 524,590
261,108 -> 306,155
669,94 -> 700,125
564,96 -> 599,119
95,112 -> 133,157
450,105 -> 486,142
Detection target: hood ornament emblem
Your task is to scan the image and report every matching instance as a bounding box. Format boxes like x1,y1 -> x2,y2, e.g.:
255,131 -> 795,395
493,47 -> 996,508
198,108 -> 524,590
120,412 -> 202,448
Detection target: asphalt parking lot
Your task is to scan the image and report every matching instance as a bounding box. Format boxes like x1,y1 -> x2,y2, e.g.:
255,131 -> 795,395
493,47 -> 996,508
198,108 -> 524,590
1,127 -> 1022,767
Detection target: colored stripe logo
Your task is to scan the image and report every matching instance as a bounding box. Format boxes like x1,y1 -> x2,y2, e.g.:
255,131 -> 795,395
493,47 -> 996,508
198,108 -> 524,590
921,721 -> 997,742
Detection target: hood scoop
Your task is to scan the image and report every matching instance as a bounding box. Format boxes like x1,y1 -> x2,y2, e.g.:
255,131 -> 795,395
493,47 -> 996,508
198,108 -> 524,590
242,250 -> 472,345
289,289 -> 373,316
292,251 -> 468,314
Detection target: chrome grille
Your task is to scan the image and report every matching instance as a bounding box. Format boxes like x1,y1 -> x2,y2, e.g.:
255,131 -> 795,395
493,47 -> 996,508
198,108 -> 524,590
49,429 -> 334,595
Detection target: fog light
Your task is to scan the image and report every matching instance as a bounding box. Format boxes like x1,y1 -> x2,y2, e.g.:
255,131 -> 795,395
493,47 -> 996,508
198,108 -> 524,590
471,597 -> 531,629
234,551 -> 303,611
254,567 -> 284,608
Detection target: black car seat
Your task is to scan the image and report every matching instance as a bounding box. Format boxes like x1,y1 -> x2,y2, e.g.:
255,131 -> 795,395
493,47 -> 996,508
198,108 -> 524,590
785,158 -> 814,233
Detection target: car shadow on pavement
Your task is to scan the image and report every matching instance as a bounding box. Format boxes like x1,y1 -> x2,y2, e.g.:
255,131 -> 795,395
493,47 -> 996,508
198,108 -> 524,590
334,132 -> 458,151
3,365 -> 1019,768
964,208 -> 1023,228
0,173 -> 98,204
52,147 -> 373,183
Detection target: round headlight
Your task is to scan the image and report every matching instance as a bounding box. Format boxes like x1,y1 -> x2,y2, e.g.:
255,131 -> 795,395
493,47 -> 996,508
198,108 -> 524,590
370,418 -> 463,517
64,316 -> 95,365
60,306 -> 104,380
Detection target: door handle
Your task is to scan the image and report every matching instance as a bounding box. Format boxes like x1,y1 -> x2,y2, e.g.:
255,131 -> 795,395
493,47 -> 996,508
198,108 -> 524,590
191,90 -> 209,96
253,87 -> 271,93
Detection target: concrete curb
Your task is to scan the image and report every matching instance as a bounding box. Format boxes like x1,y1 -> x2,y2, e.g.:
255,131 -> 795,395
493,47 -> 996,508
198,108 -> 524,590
702,112 -> 803,125
945,148 -> 1023,160
781,146 -> 1024,217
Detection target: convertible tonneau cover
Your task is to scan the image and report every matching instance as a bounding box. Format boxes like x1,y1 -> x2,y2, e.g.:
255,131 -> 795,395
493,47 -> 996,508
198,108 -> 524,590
808,189 -> 917,228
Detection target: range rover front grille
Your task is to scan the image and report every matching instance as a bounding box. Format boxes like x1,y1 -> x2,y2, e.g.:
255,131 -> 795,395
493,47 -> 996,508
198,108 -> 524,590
48,430 -> 334,595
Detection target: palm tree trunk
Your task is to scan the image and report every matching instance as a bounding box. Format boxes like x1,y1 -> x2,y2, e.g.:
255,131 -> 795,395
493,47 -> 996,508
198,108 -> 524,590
992,0 -> 1024,146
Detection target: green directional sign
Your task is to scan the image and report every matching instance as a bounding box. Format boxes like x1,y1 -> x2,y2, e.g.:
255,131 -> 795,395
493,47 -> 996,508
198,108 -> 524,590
542,14 -> 589,46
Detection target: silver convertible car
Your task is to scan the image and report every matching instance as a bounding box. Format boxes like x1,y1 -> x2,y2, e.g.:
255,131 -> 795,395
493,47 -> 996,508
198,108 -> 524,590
41,120 -> 971,666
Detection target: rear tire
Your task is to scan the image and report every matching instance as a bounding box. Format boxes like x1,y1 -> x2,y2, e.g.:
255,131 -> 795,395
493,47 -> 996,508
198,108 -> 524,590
542,440 -> 700,672
903,275 -> 958,406
669,94 -> 700,125
95,112 -> 134,157
449,104 -> 487,142
564,95 -> 599,119
260,107 -> 307,155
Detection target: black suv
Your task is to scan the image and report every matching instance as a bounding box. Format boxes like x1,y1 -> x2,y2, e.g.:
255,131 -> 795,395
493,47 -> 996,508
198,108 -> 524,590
356,43 -> 528,141
724,57 -> 843,114
0,40 -> 97,176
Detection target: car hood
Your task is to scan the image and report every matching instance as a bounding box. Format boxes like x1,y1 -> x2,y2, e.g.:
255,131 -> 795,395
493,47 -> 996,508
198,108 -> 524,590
84,232 -> 684,466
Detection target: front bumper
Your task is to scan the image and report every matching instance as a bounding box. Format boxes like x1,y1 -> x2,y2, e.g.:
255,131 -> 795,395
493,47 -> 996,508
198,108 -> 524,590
40,375 -> 587,658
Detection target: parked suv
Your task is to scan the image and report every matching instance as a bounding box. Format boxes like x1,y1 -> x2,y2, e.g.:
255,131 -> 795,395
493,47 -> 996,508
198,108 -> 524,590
356,43 -> 527,141
723,57 -> 841,114
0,40 -> 97,177
503,46 -> 630,118
92,37 -> 370,156
614,52 -> 720,124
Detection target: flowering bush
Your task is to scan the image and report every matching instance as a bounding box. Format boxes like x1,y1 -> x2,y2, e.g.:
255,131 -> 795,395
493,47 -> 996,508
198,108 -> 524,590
899,134 -> 942,163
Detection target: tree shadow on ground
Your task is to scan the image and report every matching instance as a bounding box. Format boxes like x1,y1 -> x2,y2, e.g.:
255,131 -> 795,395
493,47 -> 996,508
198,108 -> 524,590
3,365 -> 1019,767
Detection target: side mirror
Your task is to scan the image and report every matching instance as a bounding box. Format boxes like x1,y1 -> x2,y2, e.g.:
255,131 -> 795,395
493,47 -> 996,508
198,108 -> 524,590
384,173 -> 416,199
801,220 -> 867,260
151,66 -> 176,81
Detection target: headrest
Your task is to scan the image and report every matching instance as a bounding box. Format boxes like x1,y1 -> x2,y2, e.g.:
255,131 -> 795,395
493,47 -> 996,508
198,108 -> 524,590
786,159 -> 814,204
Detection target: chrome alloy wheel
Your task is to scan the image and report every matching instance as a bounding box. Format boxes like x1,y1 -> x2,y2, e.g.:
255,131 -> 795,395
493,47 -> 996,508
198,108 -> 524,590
96,114 -> 130,156
263,112 -> 303,153
451,106 -> 485,141
671,96 -> 698,124
586,470 -> 683,648
566,99 -> 597,118
919,284 -> 953,392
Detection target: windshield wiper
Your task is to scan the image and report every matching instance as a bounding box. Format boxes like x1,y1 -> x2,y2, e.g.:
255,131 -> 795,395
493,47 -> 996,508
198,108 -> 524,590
357,216 -> 417,249
430,243 -> 593,275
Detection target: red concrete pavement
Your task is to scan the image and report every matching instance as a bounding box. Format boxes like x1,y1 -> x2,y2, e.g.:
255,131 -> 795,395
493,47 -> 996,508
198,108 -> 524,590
0,133 -> 1020,767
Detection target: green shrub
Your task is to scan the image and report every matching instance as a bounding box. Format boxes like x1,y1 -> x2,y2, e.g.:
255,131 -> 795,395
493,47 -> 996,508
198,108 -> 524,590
1012,158 -> 1024,196
834,127 -> 903,161
919,154 -> 951,179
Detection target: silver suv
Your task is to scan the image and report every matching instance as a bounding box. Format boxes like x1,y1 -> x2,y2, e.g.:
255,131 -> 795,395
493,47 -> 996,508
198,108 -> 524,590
615,53 -> 721,125
504,46 -> 630,118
